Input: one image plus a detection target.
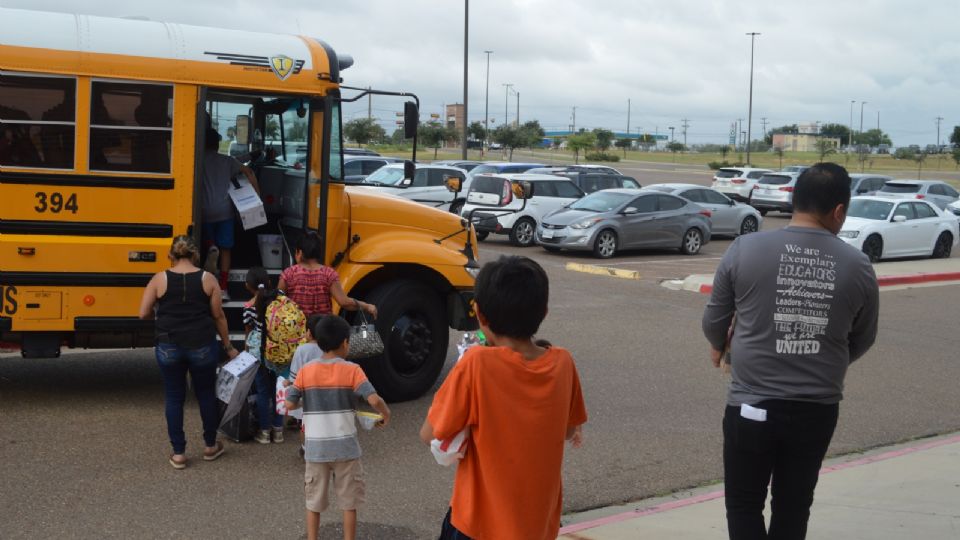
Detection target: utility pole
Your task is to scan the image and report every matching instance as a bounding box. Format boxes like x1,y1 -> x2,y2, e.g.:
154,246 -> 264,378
483,50 -> 492,156
503,83 -> 513,128
461,0 -> 469,159
859,101 -> 867,149
681,118 -> 690,148
936,116 -> 944,149
669,126 -> 675,142
849,100 -> 856,148
737,118 -> 743,150
745,32 -> 760,165
515,90 -> 519,126
367,86 -> 372,120
626,99 -> 631,141
761,117 -> 768,141
571,106 -> 577,133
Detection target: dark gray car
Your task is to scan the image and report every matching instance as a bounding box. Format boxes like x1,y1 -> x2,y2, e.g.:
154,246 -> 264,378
536,189 -> 712,258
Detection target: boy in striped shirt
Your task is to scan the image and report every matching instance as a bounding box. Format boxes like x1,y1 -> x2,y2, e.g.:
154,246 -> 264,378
285,315 -> 391,540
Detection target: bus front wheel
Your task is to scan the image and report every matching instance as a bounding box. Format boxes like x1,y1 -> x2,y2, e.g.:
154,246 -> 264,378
360,279 -> 448,402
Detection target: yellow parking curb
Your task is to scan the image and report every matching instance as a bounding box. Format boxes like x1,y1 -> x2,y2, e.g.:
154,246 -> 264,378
565,262 -> 641,280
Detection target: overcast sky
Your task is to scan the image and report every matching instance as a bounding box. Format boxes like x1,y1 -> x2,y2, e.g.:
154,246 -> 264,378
5,0 -> 959,145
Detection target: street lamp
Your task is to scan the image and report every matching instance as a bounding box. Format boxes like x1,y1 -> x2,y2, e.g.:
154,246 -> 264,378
745,32 -> 760,165
483,50 -> 492,155
849,100 -> 856,148
859,101 -> 867,149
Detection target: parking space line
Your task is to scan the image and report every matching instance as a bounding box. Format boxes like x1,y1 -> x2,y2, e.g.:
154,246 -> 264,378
593,257 -> 723,267
565,262 -> 641,280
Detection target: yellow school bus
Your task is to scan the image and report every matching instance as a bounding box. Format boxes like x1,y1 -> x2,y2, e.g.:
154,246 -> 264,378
0,8 -> 479,401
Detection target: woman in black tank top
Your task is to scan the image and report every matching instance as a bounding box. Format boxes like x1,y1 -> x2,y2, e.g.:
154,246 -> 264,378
139,236 -> 238,469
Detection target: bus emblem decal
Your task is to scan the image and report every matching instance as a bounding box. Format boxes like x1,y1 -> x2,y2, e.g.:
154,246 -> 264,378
270,55 -> 295,81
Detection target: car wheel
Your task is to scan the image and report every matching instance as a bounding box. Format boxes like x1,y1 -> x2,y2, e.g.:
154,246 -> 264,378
862,234 -> 883,262
758,209 -> 768,217
475,231 -> 489,241
592,229 -> 618,258
509,218 -> 536,247
739,216 -> 759,235
932,232 -> 953,259
680,228 -> 703,255
357,279 -> 448,402
449,199 -> 464,216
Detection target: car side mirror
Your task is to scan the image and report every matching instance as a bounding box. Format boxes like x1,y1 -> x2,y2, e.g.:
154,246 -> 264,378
403,160 -> 415,181
445,175 -> 463,193
622,207 -> 639,215
728,199 -> 736,206
399,177 -> 413,187
511,180 -> 534,200
892,215 -> 907,223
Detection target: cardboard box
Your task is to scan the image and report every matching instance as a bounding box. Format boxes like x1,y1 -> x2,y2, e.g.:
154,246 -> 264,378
228,177 -> 267,230
216,351 -> 258,403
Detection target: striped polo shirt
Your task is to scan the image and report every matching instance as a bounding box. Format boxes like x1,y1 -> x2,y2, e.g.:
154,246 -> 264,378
287,357 -> 376,463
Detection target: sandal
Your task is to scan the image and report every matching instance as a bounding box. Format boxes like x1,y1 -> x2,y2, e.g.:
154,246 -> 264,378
203,441 -> 225,461
169,454 -> 187,470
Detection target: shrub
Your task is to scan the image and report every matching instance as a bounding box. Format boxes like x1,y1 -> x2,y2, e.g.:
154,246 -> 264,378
585,151 -> 620,162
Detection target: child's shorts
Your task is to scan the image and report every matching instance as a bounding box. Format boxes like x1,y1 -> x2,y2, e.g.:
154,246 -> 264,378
304,459 -> 365,512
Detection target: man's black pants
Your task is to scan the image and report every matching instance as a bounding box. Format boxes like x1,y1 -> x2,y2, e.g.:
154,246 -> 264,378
723,400 -> 839,540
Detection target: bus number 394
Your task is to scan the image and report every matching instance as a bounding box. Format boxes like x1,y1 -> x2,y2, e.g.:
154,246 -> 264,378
35,192 -> 79,214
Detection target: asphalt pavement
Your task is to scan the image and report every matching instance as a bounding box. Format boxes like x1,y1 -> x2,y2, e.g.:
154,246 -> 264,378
3,203 -> 960,538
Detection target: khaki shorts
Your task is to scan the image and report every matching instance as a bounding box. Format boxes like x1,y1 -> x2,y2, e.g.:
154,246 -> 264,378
304,459 -> 365,512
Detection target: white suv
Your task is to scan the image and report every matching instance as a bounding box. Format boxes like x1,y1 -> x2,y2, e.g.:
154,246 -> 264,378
359,163 -> 467,212
460,174 -> 585,246
711,167 -> 772,202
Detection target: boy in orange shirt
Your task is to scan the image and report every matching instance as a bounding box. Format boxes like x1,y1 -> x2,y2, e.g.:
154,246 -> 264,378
419,255 -> 588,540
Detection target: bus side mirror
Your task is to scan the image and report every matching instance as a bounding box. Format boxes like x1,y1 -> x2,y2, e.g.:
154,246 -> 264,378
404,102 -> 419,139
403,160 -> 415,181
511,180 -> 534,200
445,175 -> 463,193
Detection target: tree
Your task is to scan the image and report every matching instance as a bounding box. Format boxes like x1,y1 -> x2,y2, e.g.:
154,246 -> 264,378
566,132 -> 596,164
266,117 -> 280,139
950,126 -> 960,147
952,148 -> 960,170
773,146 -> 784,169
765,124 -> 798,145
287,119 -> 308,142
614,138 -> 632,157
390,128 -> 407,145
418,122 -> 447,159
819,123 -> 851,145
344,118 -> 386,147
853,129 -> 892,147
666,141 -> 686,153
815,138 -> 837,162
592,128 -> 615,151
468,121 -> 487,144
491,125 -> 523,160
720,145 -> 730,160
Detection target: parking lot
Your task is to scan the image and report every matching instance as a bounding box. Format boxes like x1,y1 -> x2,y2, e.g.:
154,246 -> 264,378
3,159 -> 960,539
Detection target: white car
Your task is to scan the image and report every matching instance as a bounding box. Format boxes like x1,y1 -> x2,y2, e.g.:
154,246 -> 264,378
947,199 -> 960,220
711,167 -> 773,202
460,173 -> 585,246
838,196 -> 958,261
360,163 -> 467,212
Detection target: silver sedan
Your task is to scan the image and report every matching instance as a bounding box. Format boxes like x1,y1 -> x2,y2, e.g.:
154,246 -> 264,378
536,189 -> 712,258
643,183 -> 763,236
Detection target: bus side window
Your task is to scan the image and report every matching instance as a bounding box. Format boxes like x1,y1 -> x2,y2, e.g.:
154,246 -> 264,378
89,81 -> 173,174
0,73 -> 76,169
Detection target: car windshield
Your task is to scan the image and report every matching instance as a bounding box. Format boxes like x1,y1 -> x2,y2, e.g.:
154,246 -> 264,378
364,167 -> 405,185
716,169 -> 741,178
881,183 -> 921,194
569,192 -> 633,212
469,165 -> 499,176
759,174 -> 792,185
847,199 -> 894,220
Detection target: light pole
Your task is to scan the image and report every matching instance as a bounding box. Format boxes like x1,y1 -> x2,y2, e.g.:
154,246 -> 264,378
669,126 -> 675,142
483,50 -> 492,155
515,89 -> 519,126
859,101 -> 867,150
503,83 -> 513,128
745,32 -> 760,165
849,100 -> 856,148
461,0 -> 468,159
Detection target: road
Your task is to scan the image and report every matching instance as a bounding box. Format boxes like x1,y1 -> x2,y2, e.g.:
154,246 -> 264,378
3,165 -> 960,538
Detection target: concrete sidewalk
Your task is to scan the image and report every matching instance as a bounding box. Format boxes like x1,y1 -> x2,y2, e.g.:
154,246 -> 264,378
665,257 -> 960,294
558,432 -> 960,539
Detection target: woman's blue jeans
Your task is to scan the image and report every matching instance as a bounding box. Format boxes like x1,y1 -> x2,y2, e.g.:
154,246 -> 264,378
255,365 -> 285,431
155,340 -> 220,454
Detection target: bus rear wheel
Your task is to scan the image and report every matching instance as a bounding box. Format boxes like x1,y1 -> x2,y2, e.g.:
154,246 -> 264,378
358,279 -> 448,402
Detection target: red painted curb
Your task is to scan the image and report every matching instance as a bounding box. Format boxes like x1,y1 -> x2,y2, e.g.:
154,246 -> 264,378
697,271 -> 960,295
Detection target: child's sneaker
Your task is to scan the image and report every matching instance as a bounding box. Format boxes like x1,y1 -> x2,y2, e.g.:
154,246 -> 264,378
254,430 -> 271,444
272,427 -> 284,443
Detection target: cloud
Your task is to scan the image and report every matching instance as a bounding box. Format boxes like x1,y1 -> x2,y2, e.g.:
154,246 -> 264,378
3,0 -> 958,144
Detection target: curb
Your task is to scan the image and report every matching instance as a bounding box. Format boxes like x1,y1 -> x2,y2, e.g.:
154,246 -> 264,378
565,262 -> 641,280
688,271 -> 960,295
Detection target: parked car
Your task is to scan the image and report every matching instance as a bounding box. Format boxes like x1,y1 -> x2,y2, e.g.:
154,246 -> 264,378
780,165 -> 809,174
343,156 -> 402,182
432,160 -> 484,172
849,174 -> 892,197
711,167 -> 773,202
343,147 -> 380,156
536,190 -> 712,258
644,183 -> 762,236
748,172 -> 800,215
877,180 -> 960,210
460,174 -> 584,246
360,163 -> 467,211
466,162 -> 544,179
527,167 -> 641,193
839,196 -> 958,261
947,199 -> 960,220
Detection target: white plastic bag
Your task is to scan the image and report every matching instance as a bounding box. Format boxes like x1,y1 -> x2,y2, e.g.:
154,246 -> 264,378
430,426 -> 470,466
275,377 -> 288,416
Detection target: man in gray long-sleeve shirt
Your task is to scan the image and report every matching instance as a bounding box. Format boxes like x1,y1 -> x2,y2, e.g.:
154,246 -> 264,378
702,163 -> 879,540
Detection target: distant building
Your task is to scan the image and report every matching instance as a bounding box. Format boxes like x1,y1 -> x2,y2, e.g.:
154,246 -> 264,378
772,133 -> 841,153
445,103 -> 464,132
